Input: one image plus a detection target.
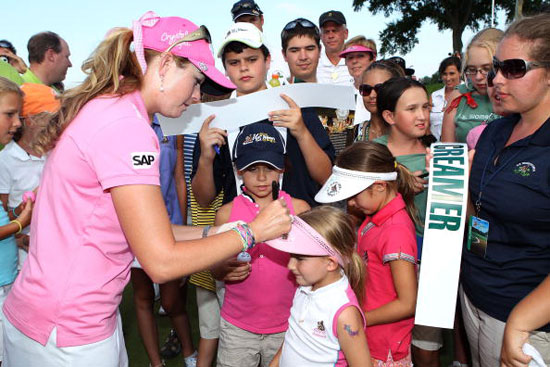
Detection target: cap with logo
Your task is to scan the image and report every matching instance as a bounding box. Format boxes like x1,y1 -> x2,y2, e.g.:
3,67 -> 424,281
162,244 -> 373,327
218,22 -> 264,58
231,0 -> 263,21
319,10 -> 347,27
315,166 -> 398,203
132,11 -> 236,96
233,122 -> 285,171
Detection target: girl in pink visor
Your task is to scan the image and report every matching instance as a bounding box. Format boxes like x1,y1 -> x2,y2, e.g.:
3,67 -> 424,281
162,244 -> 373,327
1,11 -> 291,367
268,206 -> 371,367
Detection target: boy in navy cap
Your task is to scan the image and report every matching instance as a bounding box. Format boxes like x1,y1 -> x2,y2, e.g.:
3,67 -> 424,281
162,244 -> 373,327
231,0 -> 264,31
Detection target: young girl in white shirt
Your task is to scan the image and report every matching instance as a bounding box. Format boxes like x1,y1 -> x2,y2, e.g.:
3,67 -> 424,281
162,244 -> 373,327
269,206 -> 371,367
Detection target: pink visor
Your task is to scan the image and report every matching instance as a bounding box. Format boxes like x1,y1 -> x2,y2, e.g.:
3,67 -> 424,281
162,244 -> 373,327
339,45 -> 375,58
265,216 -> 345,267
133,11 -> 235,95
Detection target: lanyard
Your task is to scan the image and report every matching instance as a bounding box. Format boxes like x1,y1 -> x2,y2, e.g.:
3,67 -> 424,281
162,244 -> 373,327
475,145 -> 522,216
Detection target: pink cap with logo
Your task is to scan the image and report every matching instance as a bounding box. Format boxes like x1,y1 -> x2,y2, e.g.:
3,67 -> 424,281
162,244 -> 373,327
132,11 -> 235,95
265,216 -> 345,267
339,45 -> 376,58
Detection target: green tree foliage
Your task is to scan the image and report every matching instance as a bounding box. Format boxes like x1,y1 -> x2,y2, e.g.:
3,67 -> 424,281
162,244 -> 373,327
352,0 -> 547,55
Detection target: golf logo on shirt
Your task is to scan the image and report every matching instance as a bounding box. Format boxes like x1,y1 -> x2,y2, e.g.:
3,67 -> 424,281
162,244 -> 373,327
513,162 -> 536,177
312,320 -> 327,338
131,152 -> 158,169
326,180 -> 341,197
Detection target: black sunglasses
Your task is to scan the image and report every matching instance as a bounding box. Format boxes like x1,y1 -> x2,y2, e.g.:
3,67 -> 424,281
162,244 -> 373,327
283,18 -> 319,34
164,25 -> 211,53
492,57 -> 550,80
0,41 -> 12,48
359,83 -> 383,96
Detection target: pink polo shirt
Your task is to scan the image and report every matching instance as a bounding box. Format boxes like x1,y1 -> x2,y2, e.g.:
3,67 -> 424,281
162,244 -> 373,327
3,91 -> 160,347
357,193 -> 417,361
221,191 -> 297,334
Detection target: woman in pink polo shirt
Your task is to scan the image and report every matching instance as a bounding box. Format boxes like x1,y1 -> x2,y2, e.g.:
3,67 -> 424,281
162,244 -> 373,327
1,12 -> 291,367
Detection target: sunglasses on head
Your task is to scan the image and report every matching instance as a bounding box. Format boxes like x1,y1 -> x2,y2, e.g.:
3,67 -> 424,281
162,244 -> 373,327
359,83 -> 383,96
164,25 -> 211,53
0,41 -> 12,49
283,18 -> 319,34
490,57 -> 550,82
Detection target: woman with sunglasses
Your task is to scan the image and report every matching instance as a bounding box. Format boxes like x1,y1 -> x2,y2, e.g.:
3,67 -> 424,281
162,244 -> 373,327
1,12 -> 291,367
461,14 -> 550,367
441,30 -> 503,143
356,60 -> 405,142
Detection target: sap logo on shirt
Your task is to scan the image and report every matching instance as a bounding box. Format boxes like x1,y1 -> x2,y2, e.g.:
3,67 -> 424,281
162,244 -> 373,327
132,152 -> 158,169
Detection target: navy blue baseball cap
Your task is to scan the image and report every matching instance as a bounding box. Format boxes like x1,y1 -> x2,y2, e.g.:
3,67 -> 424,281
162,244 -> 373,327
233,122 -> 285,171
231,0 -> 263,21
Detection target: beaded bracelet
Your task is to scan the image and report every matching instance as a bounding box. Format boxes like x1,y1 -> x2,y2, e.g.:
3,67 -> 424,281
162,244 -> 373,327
231,223 -> 255,252
10,219 -> 22,235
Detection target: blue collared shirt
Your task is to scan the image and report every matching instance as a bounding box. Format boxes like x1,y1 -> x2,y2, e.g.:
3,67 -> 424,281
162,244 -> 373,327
462,113 -> 550,330
152,116 -> 183,225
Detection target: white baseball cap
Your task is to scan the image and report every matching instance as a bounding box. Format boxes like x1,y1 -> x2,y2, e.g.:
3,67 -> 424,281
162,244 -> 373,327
315,166 -> 398,203
217,22 -> 264,58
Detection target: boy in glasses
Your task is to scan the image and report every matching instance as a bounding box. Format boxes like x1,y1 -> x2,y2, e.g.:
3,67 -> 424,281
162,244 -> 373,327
281,18 -> 322,84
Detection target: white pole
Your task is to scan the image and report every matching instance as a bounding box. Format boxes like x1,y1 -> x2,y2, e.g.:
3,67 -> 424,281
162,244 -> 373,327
491,0 -> 495,27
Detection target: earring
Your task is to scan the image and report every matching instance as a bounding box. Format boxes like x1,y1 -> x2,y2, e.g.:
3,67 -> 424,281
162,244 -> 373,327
160,77 -> 164,93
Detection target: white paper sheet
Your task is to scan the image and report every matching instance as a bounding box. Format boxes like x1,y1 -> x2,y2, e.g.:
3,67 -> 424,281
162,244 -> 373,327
158,83 -> 355,136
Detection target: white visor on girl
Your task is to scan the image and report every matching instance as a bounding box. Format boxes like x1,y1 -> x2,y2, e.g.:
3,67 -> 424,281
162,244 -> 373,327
315,166 -> 398,203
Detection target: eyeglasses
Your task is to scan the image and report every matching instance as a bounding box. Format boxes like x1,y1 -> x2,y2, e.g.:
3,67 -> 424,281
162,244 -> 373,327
283,18 -> 319,34
464,65 -> 492,76
164,25 -> 211,53
359,83 -> 383,96
492,57 -> 550,79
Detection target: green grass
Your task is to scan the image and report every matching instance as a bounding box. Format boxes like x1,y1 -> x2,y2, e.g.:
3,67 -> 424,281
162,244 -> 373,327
120,283 -> 200,367
120,283 -> 456,367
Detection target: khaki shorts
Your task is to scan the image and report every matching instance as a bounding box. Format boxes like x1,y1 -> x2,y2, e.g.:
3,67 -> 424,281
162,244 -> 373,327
412,325 -> 443,351
196,286 -> 224,339
217,317 -> 284,367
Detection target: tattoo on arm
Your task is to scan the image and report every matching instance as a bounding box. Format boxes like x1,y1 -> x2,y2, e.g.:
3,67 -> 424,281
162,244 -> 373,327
344,324 -> 359,337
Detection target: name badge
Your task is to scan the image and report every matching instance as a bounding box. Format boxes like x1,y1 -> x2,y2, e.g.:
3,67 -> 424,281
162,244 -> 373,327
467,215 -> 489,257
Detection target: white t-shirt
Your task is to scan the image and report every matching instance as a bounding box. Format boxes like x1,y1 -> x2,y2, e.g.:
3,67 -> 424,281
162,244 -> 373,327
280,275 -> 365,367
430,86 -> 446,140
0,141 -> 46,234
316,51 -> 353,86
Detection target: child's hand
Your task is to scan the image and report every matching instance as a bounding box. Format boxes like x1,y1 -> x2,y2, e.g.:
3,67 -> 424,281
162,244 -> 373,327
198,114 -> 225,161
249,198 -> 291,243
16,234 -> 30,252
222,258 -> 251,282
17,198 -> 33,228
412,170 -> 427,193
269,94 -> 306,138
